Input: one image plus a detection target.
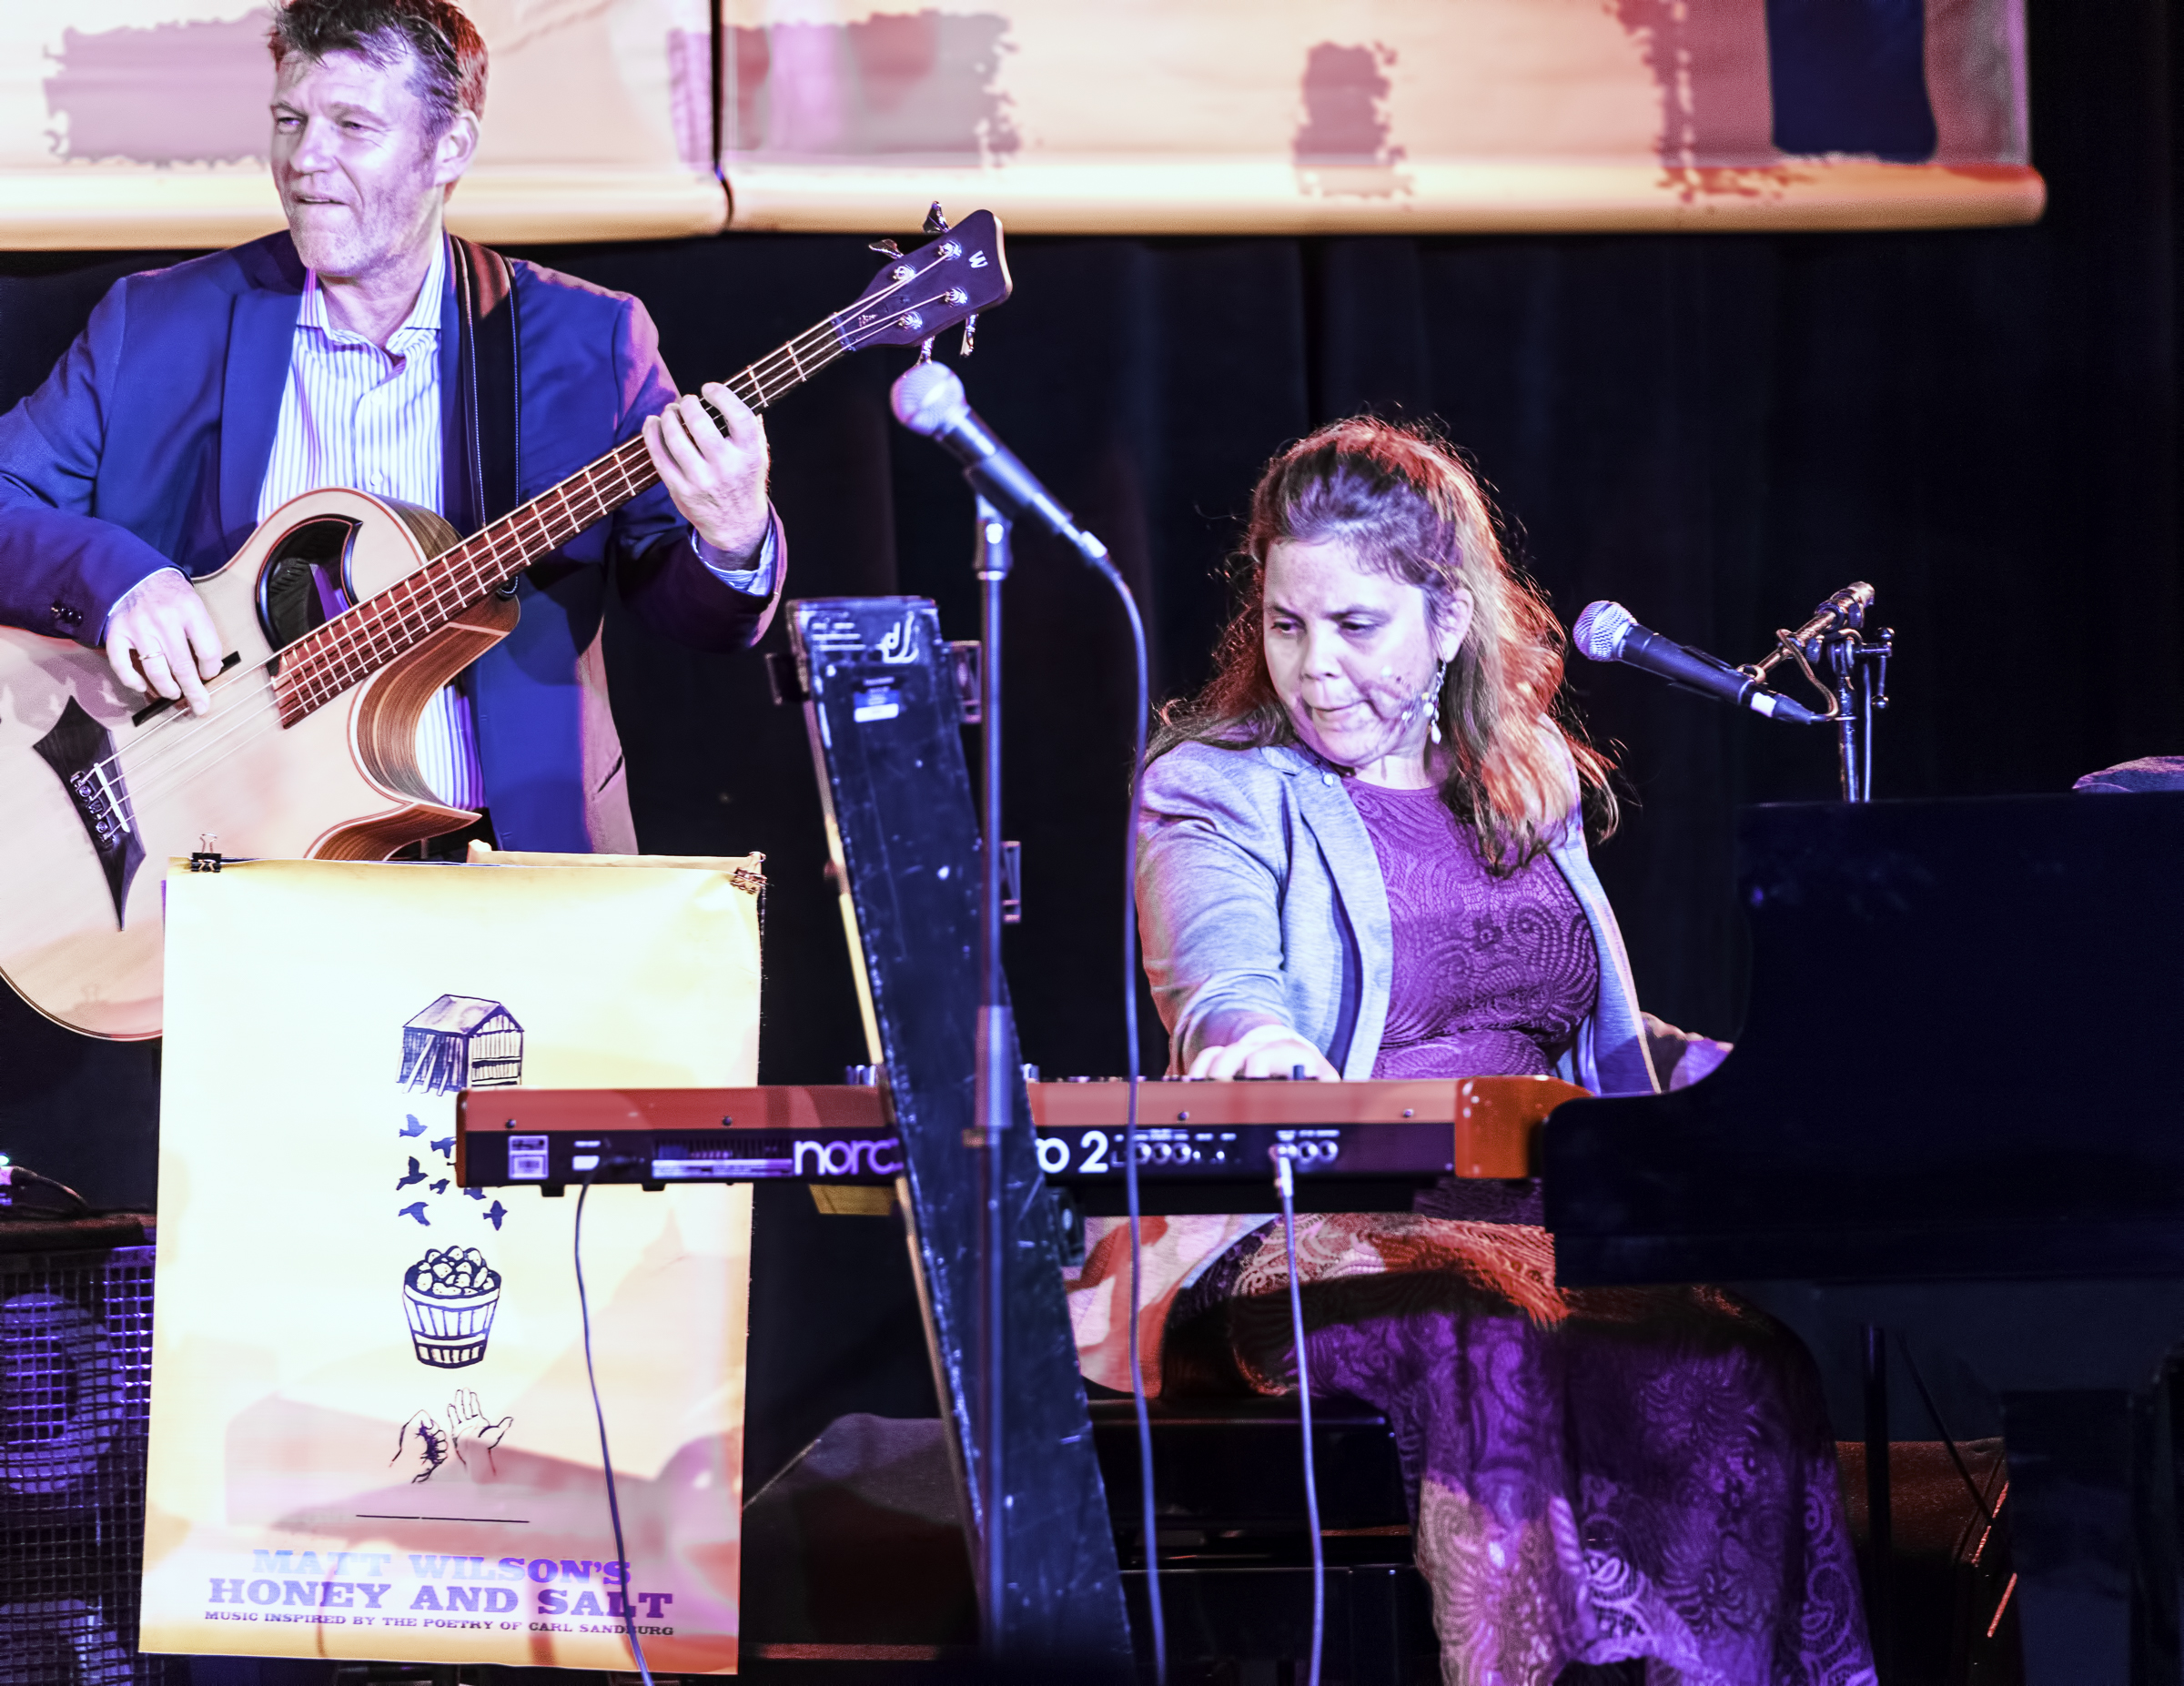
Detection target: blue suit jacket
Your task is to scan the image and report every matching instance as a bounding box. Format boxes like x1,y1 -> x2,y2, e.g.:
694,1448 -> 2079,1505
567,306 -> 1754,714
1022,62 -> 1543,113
0,230 -> 784,852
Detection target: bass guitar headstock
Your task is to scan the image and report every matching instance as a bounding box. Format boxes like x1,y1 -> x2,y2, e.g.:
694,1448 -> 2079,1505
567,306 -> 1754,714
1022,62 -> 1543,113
834,208 -> 1011,354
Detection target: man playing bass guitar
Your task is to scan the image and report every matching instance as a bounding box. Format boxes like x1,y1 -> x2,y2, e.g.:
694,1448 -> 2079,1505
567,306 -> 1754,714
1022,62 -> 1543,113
0,0 -> 780,859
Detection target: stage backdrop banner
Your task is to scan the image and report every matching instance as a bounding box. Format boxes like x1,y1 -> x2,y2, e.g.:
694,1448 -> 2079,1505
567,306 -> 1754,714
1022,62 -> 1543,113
721,0 -> 2042,234
0,0 -> 2040,247
0,0 -> 723,249
141,855 -> 762,1674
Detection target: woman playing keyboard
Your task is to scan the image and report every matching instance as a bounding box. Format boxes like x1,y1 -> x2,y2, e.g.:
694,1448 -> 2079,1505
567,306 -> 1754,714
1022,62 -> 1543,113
1076,418 -> 1874,1686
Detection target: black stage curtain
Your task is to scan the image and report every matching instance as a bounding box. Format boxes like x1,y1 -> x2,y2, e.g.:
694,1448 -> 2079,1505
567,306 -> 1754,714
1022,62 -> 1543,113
0,0 -> 2174,1476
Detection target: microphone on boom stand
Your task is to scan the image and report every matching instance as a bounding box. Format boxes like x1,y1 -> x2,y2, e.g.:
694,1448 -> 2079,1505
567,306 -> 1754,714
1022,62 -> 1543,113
1576,585 -> 1894,803
1572,600 -> 1822,724
890,361 -> 1110,566
890,355 -> 1160,1666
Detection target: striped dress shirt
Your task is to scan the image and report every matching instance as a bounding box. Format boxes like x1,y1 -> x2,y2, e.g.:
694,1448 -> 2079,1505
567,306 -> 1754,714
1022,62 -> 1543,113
258,237 -> 774,813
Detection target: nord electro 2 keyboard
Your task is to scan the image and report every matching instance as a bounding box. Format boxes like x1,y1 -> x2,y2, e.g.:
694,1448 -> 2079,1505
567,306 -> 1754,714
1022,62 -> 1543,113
454,1075 -> 1581,1214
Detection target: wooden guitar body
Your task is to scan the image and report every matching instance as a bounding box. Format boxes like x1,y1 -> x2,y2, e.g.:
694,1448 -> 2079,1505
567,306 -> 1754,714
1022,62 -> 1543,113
0,489 -> 515,1040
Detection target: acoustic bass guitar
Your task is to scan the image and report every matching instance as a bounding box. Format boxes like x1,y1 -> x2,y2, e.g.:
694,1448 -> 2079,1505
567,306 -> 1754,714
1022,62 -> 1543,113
0,212 -> 1009,1039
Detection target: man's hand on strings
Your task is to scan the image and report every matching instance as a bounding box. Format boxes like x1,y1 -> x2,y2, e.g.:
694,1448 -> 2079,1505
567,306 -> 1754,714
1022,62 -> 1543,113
105,568 -> 224,716
643,380 -> 771,566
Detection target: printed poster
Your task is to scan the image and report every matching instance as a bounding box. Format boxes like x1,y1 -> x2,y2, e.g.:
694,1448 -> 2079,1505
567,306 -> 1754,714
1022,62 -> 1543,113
143,855 -> 762,1672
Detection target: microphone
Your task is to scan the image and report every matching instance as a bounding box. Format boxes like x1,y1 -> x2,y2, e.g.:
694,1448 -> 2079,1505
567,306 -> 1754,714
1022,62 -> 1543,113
1572,601 -> 1821,724
890,361 -> 1108,565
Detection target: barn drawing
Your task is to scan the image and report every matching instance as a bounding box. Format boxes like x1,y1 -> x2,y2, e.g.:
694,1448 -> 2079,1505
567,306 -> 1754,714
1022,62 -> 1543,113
399,996 -> 524,1095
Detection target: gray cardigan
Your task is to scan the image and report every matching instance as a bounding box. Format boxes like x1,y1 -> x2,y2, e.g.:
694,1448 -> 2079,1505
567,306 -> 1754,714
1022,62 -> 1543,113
1136,741 -> 1663,1096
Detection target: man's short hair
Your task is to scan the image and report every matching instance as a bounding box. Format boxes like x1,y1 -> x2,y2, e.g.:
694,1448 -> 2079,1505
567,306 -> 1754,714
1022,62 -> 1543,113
269,0 -> 489,132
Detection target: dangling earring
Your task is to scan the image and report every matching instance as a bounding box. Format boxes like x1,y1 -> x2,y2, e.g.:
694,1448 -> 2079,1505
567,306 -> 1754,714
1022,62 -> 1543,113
1424,660 -> 1447,744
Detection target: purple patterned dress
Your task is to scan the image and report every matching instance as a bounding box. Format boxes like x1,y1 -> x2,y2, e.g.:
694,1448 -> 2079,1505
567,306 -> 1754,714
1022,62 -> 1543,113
1161,782 -> 1875,1686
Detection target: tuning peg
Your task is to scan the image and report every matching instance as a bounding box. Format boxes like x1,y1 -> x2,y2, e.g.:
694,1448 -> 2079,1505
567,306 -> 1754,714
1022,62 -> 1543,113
867,237 -> 903,257
923,201 -> 950,235
917,336 -> 936,363
960,314 -> 977,357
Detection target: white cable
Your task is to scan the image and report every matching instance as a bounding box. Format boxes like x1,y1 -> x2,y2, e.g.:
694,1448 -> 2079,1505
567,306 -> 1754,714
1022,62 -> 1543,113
1101,557 -> 1166,1686
574,1175 -> 655,1686
1274,1150 -> 1323,1686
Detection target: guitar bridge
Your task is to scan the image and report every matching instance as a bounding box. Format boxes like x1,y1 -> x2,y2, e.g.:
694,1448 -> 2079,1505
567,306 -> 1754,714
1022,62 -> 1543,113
33,696 -> 144,928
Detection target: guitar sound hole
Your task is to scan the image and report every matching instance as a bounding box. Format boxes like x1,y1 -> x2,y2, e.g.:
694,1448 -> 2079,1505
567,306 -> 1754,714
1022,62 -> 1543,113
257,515 -> 360,659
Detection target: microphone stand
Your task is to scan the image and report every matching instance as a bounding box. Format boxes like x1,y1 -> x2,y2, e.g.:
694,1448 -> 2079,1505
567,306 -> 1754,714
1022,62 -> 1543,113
889,275 -> 1125,1656
971,493 -> 1013,1647
1743,583 -> 1895,802
1826,625 -> 1893,803
1743,582 -> 1897,1669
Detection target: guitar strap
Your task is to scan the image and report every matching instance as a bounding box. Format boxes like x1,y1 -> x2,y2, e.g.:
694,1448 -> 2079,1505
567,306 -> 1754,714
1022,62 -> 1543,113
450,236 -> 521,538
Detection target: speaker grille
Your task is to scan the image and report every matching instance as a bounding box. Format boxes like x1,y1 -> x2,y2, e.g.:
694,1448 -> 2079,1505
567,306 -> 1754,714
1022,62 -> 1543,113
0,1241 -> 175,1684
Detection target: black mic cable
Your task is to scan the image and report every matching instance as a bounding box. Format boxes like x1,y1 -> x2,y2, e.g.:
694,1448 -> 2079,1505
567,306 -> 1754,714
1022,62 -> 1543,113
1113,559 -> 1165,1686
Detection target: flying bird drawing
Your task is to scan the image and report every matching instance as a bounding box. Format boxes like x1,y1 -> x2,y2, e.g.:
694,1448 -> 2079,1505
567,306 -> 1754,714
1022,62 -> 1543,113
483,1201 -> 509,1230
399,1116 -> 426,1137
462,1186 -> 486,1201
430,1136 -> 456,1159
395,1157 -> 427,1191
397,1202 -> 431,1226
430,1178 -> 450,1195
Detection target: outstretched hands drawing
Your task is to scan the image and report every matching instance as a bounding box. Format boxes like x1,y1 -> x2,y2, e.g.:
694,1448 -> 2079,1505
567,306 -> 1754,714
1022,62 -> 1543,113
390,1409 -> 446,1481
391,1390 -> 514,1483
448,1390 -> 513,1476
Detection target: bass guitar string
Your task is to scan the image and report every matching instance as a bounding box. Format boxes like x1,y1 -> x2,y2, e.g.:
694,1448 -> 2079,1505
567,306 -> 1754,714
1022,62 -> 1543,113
106,285 -> 910,760
112,675 -> 283,808
265,305 -> 872,709
93,251 -> 940,772
265,293 -> 916,718
98,305 -> 851,776
86,661 -> 278,798
98,493 -> 581,801
107,423 -> 662,793
117,686 -> 382,822
82,290 -> 951,820
83,318 -> 835,785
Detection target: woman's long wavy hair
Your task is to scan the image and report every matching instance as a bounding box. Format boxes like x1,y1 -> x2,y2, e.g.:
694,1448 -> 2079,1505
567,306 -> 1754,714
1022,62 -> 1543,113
1151,417 -> 1617,871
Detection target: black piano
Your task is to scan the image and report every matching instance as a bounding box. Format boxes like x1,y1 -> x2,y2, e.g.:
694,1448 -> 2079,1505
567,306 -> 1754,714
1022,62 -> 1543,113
1545,793 -> 2184,1683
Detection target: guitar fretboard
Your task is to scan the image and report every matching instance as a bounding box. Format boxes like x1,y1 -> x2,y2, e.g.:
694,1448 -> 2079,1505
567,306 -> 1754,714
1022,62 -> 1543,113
270,318 -> 852,728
